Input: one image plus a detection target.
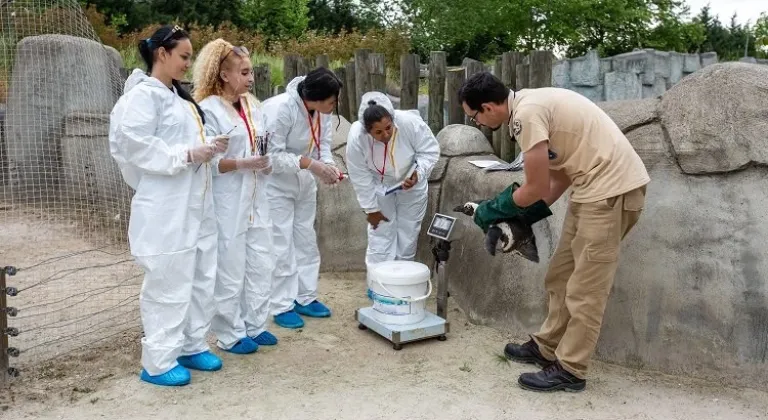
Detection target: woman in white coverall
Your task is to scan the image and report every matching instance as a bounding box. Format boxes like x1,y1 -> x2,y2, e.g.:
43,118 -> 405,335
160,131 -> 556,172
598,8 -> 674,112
261,67 -> 343,329
109,25 -> 228,387
192,39 -> 278,355
345,92 -> 440,271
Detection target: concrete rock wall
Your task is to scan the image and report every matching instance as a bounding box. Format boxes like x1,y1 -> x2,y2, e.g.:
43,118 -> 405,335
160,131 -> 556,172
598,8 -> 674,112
555,49 -> 768,103
552,48 -> 729,101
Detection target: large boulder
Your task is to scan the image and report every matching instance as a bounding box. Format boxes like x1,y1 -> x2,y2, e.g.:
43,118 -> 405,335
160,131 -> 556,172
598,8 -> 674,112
5,34 -> 123,203
660,62 -> 768,174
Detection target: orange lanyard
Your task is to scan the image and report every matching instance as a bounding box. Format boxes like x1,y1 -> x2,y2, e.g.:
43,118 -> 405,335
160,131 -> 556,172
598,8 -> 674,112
303,101 -> 321,159
237,103 -> 255,155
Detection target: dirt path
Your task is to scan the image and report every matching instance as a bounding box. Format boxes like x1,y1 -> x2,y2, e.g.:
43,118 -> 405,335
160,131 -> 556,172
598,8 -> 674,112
2,272 -> 767,420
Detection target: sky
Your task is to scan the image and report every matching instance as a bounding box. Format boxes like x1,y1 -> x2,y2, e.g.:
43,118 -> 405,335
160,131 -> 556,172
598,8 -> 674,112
683,0 -> 766,26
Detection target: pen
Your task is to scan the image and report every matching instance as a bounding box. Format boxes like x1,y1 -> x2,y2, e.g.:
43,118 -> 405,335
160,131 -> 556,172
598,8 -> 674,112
195,126 -> 237,172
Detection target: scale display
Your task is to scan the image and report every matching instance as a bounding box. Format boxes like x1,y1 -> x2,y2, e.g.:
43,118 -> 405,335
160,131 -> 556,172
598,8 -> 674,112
427,213 -> 456,241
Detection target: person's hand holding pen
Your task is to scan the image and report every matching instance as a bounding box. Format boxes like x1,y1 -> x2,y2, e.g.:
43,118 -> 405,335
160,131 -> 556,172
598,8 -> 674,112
194,126 -> 235,172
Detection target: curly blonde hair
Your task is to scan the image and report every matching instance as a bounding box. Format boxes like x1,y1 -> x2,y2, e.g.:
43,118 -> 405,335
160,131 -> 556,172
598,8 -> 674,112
191,38 -> 250,102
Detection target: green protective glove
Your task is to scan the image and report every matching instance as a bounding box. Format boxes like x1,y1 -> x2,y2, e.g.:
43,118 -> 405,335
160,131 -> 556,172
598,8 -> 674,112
472,182 -> 554,232
519,198 -> 554,225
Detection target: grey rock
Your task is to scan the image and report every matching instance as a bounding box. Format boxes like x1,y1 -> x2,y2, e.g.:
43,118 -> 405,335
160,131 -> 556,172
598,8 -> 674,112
605,71 -> 642,101
597,98 -> 660,132
660,62 -> 768,174
683,53 -> 701,73
5,35 -> 123,202
436,124 -> 494,157
569,49 -> 600,87
552,59 -> 570,88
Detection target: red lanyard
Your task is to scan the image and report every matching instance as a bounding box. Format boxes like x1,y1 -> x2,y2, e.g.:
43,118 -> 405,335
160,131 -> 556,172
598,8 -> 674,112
371,141 -> 388,182
237,104 -> 255,156
303,101 -> 321,160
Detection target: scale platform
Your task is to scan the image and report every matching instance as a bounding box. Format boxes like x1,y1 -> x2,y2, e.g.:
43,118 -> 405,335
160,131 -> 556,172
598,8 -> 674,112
355,306 -> 449,350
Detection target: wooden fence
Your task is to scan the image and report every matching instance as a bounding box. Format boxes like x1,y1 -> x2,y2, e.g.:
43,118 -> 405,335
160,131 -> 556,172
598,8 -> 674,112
169,49 -> 556,163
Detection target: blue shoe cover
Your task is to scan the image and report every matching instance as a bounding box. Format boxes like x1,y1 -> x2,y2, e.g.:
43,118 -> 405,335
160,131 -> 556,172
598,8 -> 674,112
274,310 -> 304,329
252,330 -> 278,345
140,365 -> 190,386
225,337 -> 259,354
294,300 -> 331,318
367,288 -> 373,300
177,350 -> 223,371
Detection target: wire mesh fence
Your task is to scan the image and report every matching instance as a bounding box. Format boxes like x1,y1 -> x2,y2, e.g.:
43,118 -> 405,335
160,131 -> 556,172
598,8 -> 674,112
1,0 -> 142,382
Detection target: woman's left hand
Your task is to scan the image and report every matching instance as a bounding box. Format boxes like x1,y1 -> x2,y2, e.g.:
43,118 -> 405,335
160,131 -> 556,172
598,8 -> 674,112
402,171 -> 418,190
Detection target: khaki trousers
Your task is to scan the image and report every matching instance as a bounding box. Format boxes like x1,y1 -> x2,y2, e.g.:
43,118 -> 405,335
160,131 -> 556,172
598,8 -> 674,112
532,185 -> 647,379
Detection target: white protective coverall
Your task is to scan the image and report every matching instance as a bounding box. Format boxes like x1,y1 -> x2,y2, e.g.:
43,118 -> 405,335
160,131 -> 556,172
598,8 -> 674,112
109,69 -> 218,376
345,92 -> 441,268
260,76 -> 337,314
199,93 -> 274,349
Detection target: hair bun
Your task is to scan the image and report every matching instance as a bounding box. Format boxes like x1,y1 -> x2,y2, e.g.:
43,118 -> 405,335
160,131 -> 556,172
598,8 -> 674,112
367,100 -> 377,106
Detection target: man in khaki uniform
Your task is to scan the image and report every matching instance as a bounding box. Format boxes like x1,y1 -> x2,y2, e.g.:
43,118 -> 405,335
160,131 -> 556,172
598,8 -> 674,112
457,72 -> 650,392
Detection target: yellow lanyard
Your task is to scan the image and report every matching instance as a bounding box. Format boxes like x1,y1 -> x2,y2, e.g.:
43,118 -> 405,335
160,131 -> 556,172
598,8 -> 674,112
304,109 -> 322,159
187,102 -> 210,194
237,96 -> 260,223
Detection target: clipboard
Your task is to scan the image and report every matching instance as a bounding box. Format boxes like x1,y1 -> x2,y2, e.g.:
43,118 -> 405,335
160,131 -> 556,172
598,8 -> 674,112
384,162 -> 418,196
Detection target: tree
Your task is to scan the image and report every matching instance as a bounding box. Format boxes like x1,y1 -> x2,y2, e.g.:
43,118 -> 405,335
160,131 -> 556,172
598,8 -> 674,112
306,0 -> 381,34
240,0 -> 310,39
755,12 -> 768,58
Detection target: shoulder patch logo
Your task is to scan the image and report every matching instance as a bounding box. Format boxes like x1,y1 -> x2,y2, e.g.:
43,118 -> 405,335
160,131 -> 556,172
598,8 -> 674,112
512,119 -> 522,138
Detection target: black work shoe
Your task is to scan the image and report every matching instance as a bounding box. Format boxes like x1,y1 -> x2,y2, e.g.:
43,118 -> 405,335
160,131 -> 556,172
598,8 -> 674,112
504,338 -> 554,368
518,361 -> 586,392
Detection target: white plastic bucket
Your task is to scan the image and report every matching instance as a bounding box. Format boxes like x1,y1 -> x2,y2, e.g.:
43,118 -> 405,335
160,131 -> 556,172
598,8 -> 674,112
368,261 -> 432,325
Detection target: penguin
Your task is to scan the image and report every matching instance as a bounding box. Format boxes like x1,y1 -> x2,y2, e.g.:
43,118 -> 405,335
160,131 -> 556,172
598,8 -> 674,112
453,201 -> 540,263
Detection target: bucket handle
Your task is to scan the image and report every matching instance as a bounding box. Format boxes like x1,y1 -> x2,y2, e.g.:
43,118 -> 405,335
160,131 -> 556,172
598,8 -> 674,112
373,276 -> 433,303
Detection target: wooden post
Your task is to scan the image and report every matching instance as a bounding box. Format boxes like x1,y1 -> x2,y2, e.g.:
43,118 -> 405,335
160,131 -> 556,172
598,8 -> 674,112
501,52 -> 523,161
316,54 -> 330,69
334,66 -> 350,122
492,55 -> 503,157
428,51 -> 447,134
463,59 -> 485,130
252,64 -> 271,101
274,85 -> 285,95
369,53 -> 387,93
345,60 -> 358,122
446,68 -> 465,125
297,56 -> 311,76
516,62 -> 530,90
464,59 -> 492,140
354,49 -> 372,115
400,53 -> 420,111
529,50 -> 554,88
283,54 -> 300,86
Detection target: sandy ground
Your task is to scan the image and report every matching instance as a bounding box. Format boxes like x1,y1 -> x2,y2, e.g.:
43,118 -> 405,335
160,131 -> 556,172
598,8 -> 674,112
2,211 -> 768,419
0,270 -> 766,420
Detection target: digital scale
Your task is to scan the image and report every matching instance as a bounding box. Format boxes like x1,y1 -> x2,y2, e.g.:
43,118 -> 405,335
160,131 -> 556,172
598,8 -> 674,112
355,213 -> 458,350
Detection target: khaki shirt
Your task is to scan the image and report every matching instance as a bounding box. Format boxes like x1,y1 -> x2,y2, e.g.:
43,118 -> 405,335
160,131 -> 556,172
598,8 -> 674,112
508,88 -> 650,203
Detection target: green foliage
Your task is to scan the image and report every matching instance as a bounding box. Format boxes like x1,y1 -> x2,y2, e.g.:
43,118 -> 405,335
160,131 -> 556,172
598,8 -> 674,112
82,0 -> 768,69
241,0 -> 310,40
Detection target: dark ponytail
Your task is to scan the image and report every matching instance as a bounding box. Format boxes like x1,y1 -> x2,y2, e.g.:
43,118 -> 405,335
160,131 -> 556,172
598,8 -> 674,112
363,100 -> 393,132
297,66 -> 343,129
137,25 -> 205,124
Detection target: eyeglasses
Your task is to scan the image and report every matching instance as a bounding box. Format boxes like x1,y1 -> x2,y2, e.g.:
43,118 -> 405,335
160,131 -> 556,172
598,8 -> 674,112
220,45 -> 250,65
469,110 -> 480,125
